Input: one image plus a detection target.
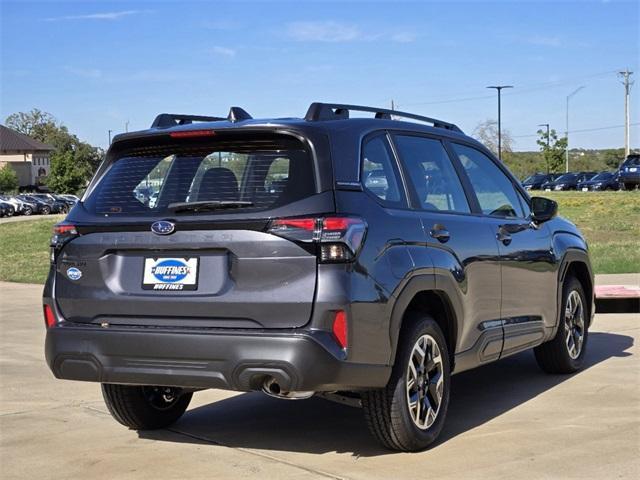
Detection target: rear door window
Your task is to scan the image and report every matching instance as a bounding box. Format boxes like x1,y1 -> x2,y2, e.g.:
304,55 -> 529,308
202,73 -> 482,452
392,135 -> 470,213
85,134 -> 315,216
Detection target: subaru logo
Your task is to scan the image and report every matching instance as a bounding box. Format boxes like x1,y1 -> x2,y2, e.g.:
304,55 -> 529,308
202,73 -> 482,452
151,220 -> 175,235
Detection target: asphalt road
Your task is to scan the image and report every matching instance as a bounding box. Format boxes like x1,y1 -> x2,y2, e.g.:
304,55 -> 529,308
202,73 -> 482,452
1,281 -> 638,479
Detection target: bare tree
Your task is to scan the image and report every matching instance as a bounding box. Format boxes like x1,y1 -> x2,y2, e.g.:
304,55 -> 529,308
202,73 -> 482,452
472,119 -> 514,158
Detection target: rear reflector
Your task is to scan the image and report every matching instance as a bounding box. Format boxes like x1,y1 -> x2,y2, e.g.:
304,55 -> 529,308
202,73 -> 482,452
169,130 -> 216,138
332,311 -> 348,349
44,305 -> 56,328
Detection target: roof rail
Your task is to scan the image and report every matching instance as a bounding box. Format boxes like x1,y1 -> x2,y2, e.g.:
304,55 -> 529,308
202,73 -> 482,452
304,102 -> 463,133
151,113 -> 225,128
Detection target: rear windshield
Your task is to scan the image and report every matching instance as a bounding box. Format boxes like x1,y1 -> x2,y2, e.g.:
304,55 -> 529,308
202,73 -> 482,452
84,134 -> 316,216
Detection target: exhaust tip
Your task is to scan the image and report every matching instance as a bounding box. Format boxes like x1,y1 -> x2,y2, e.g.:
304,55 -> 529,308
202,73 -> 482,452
261,377 -> 314,400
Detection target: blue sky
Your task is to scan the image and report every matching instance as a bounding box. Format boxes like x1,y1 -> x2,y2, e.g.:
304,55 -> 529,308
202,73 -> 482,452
1,0 -> 638,151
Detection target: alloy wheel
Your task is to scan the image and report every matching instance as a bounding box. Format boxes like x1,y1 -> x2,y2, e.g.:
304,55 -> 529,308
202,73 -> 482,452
564,290 -> 585,359
142,386 -> 182,411
406,334 -> 444,430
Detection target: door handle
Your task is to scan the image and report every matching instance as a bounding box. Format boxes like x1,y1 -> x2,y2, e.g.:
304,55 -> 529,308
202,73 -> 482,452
429,225 -> 450,243
496,229 -> 512,246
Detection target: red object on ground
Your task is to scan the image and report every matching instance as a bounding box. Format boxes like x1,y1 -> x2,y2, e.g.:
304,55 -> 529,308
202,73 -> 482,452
594,285 -> 640,299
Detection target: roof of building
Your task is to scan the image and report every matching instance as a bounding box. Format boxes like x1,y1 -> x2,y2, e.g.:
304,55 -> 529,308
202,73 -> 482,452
0,125 -> 54,153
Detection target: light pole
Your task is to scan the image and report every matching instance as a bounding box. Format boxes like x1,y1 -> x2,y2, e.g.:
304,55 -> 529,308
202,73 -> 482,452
565,86 -> 585,172
108,129 -> 113,145
538,123 -> 550,173
487,85 -> 513,161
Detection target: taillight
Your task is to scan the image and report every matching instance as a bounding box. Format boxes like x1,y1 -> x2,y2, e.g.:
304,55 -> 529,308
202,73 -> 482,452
43,305 -> 56,328
332,310 -> 348,349
51,223 -> 79,263
267,216 -> 367,263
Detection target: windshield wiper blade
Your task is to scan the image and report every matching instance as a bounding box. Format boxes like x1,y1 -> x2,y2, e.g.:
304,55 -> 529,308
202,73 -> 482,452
167,200 -> 254,213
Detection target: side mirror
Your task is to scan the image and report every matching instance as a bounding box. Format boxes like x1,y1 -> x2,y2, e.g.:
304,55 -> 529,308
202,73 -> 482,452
530,196 -> 558,223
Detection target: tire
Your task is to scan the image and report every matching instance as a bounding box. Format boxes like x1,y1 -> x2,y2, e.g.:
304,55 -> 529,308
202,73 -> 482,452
534,276 -> 589,374
41,205 -> 51,215
101,384 -> 192,430
23,207 -> 32,216
362,314 -> 450,451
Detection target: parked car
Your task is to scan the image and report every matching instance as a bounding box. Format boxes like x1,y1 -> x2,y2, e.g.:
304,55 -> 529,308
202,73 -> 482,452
44,103 -> 594,451
53,194 -> 77,208
541,172 -> 597,191
618,154 -> 640,190
577,171 -> 620,191
0,199 -> 15,217
28,194 -> 69,214
17,195 -> 52,215
522,173 -> 556,190
0,194 -> 34,215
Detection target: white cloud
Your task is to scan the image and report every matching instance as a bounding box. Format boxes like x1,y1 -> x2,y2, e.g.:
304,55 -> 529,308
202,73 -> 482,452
391,32 -> 418,43
64,66 -> 102,79
44,10 -> 144,22
286,21 -> 363,42
211,46 -> 237,57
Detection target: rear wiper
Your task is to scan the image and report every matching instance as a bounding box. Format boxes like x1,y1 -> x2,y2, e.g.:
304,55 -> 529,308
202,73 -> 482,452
167,200 -> 254,213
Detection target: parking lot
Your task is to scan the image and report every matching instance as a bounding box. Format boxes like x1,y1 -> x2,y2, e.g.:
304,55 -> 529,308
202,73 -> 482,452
1,281 -> 638,480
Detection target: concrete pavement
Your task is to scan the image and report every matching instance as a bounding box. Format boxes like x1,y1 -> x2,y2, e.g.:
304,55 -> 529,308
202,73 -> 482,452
1,281 -> 638,479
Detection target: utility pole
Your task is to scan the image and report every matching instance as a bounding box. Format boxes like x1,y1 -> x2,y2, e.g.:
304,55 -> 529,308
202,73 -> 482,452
618,68 -> 634,158
538,123 -> 550,173
108,129 -> 113,145
487,85 -> 513,161
565,86 -> 585,173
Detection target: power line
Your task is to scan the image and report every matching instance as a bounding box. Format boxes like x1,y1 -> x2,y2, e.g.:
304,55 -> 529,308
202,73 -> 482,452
512,122 -> 640,139
396,69 -> 619,107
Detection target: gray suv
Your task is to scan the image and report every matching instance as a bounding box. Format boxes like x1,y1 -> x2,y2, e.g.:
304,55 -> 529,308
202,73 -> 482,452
44,103 -> 594,451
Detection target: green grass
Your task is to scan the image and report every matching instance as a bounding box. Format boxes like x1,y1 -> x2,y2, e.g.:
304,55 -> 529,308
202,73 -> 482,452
0,192 -> 638,284
0,217 -> 60,284
543,191 -> 640,274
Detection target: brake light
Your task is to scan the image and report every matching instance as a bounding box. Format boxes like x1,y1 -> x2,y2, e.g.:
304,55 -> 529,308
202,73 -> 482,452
51,223 -> 79,263
43,305 -> 56,328
332,311 -> 348,349
267,216 -> 367,263
169,130 -> 216,138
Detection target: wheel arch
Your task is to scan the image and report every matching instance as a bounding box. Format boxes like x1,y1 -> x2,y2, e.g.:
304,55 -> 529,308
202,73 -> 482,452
558,250 -> 595,329
388,275 -> 461,370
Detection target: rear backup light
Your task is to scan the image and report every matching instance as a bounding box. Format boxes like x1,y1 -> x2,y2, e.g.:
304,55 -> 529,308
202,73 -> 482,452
332,311 -> 348,349
267,216 -> 367,263
44,305 -> 56,328
169,130 -> 216,138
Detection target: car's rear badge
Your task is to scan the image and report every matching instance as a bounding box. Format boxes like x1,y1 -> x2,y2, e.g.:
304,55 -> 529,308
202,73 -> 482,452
66,267 -> 82,281
151,220 -> 175,235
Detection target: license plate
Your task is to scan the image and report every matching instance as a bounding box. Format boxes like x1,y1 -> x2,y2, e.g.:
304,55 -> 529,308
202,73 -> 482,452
545,188 -> 551,191
582,187 -> 588,192
630,167 -> 638,172
142,257 -> 199,291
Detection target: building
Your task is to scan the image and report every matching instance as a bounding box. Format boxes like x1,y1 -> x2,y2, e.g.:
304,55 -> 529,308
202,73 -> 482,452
0,125 -> 54,189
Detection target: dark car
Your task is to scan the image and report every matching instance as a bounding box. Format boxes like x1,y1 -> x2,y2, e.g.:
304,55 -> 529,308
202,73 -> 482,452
0,199 -> 15,217
17,195 -> 52,214
618,154 -> 640,190
577,171 -> 619,191
44,103 -> 594,451
542,172 -> 596,191
29,193 -> 69,214
522,173 -> 555,191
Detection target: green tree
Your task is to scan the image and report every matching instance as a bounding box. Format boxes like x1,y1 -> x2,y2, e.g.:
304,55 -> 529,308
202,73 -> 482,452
536,128 -> 567,173
0,164 -> 19,193
5,109 -> 104,191
46,151 -> 90,194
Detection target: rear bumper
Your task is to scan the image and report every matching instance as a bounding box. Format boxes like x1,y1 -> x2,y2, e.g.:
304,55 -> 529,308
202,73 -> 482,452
45,323 -> 390,392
